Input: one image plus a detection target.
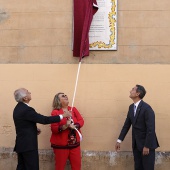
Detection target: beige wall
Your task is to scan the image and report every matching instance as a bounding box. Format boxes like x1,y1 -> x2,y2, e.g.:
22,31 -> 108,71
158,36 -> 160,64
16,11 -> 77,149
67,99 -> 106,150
0,0 -> 170,64
0,0 -> 170,169
0,64 -> 169,152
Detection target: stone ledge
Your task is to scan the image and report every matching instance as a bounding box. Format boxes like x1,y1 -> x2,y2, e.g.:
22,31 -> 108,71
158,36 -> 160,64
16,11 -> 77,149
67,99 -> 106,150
0,148 -> 170,170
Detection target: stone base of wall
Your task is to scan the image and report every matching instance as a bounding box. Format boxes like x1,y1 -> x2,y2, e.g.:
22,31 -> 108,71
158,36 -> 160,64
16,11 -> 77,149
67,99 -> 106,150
0,148 -> 170,170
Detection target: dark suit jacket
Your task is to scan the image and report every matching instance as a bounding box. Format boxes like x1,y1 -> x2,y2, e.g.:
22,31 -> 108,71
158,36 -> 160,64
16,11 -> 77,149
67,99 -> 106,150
118,100 -> 159,151
13,102 -> 61,153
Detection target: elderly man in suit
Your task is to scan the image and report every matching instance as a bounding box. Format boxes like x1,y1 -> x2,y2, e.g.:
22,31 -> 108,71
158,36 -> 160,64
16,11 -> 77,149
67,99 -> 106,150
115,85 -> 159,170
13,88 -> 71,170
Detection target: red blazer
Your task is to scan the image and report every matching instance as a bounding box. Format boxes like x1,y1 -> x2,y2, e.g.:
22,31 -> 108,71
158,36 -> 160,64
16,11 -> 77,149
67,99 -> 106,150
50,106 -> 84,146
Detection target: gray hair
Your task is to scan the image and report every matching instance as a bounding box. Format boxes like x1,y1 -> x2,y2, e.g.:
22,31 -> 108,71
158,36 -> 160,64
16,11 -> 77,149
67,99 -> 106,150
14,88 -> 27,102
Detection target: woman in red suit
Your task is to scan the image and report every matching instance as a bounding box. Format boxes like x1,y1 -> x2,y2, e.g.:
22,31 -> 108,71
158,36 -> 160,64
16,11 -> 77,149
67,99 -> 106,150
50,92 -> 84,170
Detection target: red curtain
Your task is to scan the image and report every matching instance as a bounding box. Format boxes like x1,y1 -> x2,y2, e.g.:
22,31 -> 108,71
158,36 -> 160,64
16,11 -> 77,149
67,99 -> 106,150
73,0 -> 98,60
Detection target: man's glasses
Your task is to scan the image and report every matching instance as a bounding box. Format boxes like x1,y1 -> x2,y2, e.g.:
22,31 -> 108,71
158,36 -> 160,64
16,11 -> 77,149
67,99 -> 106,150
61,94 -> 67,98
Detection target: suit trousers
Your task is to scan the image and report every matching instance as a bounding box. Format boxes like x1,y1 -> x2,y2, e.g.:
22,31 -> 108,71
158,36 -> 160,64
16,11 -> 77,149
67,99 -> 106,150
133,148 -> 155,170
53,146 -> 81,170
16,150 -> 39,170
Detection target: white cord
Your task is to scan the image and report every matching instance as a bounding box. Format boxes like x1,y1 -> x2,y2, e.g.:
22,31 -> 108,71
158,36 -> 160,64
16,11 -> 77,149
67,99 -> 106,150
70,61 -> 82,141
71,61 -> 81,110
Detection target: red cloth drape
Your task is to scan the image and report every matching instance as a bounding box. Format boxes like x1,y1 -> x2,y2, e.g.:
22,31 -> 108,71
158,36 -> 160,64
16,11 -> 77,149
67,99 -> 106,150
73,0 -> 98,60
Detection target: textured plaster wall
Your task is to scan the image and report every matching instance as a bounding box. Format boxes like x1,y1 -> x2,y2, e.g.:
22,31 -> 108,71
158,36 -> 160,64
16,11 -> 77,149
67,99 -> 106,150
0,64 -> 170,169
1,64 -> 170,152
0,0 -> 170,169
0,0 -> 170,63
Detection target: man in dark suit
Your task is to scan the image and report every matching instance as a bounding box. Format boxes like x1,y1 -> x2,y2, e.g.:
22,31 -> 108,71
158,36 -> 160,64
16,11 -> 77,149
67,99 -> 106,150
13,88 -> 72,170
115,85 -> 159,170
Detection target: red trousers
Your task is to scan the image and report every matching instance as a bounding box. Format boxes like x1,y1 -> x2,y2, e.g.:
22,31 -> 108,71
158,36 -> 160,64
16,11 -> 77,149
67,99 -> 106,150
53,146 -> 81,170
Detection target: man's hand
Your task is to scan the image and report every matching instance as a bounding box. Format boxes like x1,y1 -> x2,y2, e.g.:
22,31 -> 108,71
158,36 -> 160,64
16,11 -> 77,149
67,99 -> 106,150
115,142 -> 121,152
143,147 -> 149,155
63,110 -> 72,118
37,128 -> 41,135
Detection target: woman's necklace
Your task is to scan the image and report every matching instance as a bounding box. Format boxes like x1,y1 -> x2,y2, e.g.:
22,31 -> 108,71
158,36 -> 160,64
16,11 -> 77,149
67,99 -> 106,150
62,108 -> 68,112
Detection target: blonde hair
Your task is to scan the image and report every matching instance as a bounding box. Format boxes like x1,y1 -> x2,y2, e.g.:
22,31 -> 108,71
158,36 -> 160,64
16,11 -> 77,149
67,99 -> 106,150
52,92 -> 64,110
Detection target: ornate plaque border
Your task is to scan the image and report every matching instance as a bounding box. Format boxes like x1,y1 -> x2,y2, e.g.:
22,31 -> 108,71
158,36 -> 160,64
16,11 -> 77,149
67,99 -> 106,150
89,0 -> 117,50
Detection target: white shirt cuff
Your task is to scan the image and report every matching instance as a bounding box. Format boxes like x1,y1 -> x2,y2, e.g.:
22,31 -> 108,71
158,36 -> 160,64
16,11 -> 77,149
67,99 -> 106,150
59,115 -> 63,120
117,139 -> 122,143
